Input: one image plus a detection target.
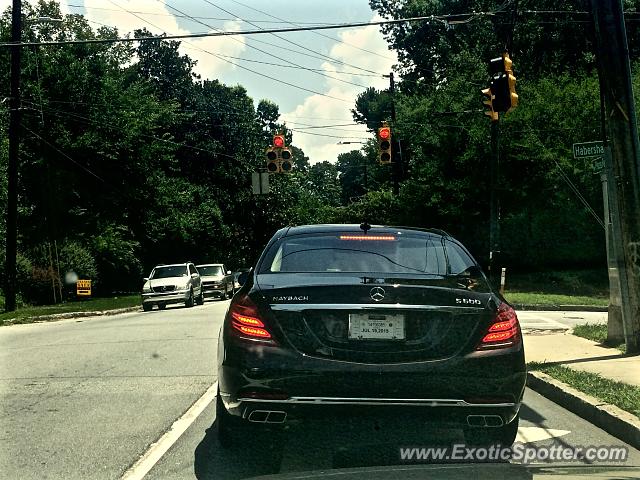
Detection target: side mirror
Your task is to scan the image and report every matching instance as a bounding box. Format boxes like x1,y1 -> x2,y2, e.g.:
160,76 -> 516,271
191,273 -> 198,279
238,271 -> 250,287
226,270 -> 232,275
143,277 -> 149,282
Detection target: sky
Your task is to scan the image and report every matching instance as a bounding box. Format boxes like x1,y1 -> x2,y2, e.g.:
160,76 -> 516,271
2,0 -> 397,163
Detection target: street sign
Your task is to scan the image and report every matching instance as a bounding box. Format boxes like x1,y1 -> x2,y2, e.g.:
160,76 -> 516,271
76,279 -> 91,297
251,172 -> 270,195
592,157 -> 605,173
573,141 -> 604,159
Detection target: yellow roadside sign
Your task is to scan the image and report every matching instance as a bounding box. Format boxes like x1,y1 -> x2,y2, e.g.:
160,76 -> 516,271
77,279 -> 92,297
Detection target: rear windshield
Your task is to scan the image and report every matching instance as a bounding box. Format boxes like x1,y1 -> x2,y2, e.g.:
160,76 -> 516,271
198,266 -> 223,276
151,266 -> 188,279
259,232 -> 478,276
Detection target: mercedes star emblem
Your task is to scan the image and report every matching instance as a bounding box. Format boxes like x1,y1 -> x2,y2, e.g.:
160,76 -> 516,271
370,286 -> 386,302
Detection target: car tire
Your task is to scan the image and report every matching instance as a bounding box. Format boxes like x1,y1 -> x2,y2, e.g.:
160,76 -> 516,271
143,304 -> 152,312
463,413 -> 519,446
158,303 -> 166,310
185,289 -> 194,308
196,291 -> 204,305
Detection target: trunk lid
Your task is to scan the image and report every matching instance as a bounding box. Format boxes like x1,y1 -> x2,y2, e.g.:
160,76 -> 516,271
256,273 -> 494,363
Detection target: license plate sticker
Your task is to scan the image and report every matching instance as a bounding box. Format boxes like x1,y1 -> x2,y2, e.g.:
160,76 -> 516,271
348,313 -> 405,340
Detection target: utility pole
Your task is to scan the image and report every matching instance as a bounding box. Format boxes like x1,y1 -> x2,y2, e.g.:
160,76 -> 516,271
592,0 -> 640,354
4,0 -> 22,313
389,72 -> 400,196
489,119 -> 500,286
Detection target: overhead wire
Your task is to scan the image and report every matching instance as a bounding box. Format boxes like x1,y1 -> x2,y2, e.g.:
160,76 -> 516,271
229,0 -> 396,62
161,0 -> 368,89
104,0 -> 350,103
0,14 -> 481,48
199,0 -> 384,76
68,3 -> 339,25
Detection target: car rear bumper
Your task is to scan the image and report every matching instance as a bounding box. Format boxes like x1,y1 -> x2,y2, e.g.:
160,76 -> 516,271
220,394 -> 520,427
218,336 -> 526,426
203,286 -> 226,297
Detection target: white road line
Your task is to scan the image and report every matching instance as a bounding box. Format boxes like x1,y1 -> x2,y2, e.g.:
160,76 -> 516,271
120,381 -> 218,480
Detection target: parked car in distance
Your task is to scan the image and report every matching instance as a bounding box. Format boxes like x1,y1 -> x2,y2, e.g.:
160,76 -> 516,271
216,224 -> 526,453
141,262 -> 203,311
197,263 -> 234,300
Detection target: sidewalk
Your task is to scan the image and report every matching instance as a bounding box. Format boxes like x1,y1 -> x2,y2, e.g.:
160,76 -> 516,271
523,330 -> 640,387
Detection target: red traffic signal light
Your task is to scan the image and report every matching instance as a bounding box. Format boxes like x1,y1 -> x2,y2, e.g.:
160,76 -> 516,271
273,135 -> 285,148
378,126 -> 392,164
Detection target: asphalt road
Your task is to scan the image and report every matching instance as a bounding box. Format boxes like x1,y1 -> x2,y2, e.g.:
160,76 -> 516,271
1,306 -> 637,480
0,299 -> 227,480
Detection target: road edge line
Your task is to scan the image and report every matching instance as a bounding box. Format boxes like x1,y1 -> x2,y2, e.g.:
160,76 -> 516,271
527,371 -> 640,450
120,381 -> 218,480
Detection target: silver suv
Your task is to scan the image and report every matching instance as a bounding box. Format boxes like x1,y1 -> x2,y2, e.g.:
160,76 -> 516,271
141,263 -> 203,311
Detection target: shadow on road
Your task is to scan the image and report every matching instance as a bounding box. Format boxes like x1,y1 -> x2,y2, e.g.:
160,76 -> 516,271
193,415 -> 511,479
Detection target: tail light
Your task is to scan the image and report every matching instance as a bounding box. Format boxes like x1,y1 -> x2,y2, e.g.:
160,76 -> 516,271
476,303 -> 521,350
229,293 -> 275,343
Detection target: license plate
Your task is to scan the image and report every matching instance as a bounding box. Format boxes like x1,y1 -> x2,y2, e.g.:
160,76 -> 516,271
348,313 -> 405,340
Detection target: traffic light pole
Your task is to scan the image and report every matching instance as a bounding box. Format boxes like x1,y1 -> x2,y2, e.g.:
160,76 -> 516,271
591,0 -> 640,354
389,72 -> 400,196
489,119 -> 501,286
4,0 -> 22,313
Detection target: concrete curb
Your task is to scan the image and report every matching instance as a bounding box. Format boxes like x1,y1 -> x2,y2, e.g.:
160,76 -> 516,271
514,304 -> 608,312
2,306 -> 141,326
527,371 -> 640,450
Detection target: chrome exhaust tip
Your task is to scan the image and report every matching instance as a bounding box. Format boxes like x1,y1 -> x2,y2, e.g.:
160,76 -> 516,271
466,415 -> 504,428
247,410 -> 287,423
466,415 -> 486,427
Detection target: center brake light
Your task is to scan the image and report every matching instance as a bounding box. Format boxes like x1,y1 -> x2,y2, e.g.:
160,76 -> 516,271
229,293 -> 274,342
476,303 -> 521,350
339,235 -> 396,241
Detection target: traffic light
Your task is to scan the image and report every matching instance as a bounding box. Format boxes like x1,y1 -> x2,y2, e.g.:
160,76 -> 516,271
481,87 -> 499,121
485,53 -> 518,115
280,148 -> 293,173
266,147 -> 279,173
378,126 -> 392,164
265,134 -> 293,174
273,134 -> 285,149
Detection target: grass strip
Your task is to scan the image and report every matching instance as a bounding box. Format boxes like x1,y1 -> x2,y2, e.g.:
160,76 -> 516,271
528,362 -> 640,418
0,295 -> 140,325
505,292 -> 608,307
572,323 -> 626,353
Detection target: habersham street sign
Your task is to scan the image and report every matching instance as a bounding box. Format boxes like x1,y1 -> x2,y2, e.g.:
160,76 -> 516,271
573,141 -> 604,159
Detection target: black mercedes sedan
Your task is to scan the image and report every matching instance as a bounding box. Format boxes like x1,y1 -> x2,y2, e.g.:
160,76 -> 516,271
216,224 -> 526,449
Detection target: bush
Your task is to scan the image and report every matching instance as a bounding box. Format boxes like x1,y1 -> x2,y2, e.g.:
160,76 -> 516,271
58,240 -> 99,286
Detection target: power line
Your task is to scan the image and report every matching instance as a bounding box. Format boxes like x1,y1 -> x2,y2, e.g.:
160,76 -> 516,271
229,0 -> 396,62
67,3 -> 339,25
199,0 -> 383,76
22,103 -> 247,161
104,0 -> 350,103
0,14 -> 470,48
21,123 -> 107,183
161,1 -> 368,89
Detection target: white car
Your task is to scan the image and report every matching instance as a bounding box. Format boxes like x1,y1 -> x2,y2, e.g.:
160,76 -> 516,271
141,263 -> 204,311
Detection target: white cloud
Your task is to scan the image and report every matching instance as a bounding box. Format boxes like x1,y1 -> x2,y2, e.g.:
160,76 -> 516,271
82,0 -> 246,80
282,16 -> 397,164
0,0 -> 246,79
